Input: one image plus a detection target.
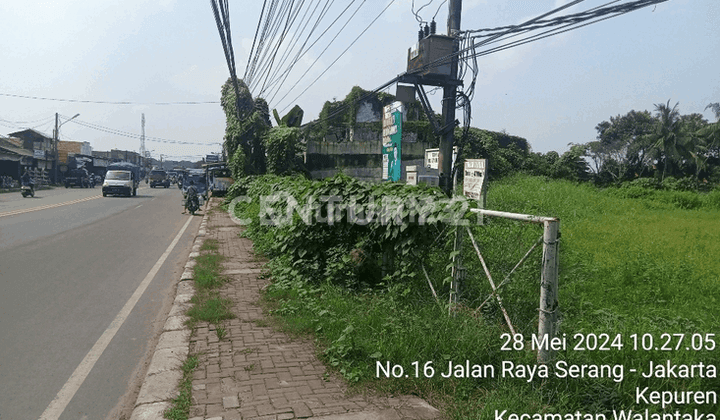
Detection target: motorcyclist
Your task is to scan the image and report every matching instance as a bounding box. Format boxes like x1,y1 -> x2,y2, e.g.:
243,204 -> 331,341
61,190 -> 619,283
184,180 -> 199,214
21,170 -> 35,195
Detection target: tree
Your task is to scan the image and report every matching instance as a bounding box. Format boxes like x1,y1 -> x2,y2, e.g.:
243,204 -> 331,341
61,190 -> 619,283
678,113 -> 709,180
693,103 -> 720,182
705,102 -> 720,122
552,144 -> 590,182
650,100 -> 685,181
585,110 -> 655,182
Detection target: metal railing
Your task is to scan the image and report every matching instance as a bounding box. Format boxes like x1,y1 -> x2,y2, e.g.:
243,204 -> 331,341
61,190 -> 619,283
469,208 -> 560,364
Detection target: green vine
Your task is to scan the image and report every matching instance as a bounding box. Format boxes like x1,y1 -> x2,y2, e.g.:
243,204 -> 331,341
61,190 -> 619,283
227,174 -> 476,289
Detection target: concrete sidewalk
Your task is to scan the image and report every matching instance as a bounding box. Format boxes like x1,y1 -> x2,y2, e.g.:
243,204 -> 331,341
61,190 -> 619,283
131,198 -> 441,420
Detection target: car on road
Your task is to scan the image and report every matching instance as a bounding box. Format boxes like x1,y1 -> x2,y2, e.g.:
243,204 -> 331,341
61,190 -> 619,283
148,169 -> 170,188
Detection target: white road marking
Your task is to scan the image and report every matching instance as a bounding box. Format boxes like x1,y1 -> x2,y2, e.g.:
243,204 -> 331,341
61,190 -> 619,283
0,195 -> 102,218
38,216 -> 194,420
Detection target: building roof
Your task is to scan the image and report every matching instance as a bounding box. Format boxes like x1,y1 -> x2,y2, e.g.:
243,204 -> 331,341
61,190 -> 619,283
0,137 -> 33,157
8,128 -> 53,142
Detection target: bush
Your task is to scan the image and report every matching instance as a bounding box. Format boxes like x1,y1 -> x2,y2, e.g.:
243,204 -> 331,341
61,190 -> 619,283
608,184 -> 656,200
604,178 -> 710,210
662,176 -> 698,191
702,188 -> 720,209
656,190 -> 703,209
227,174 -> 472,290
627,177 -> 659,189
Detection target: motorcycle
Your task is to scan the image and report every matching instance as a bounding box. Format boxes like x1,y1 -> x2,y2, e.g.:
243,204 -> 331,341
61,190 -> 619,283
185,192 -> 200,215
21,183 -> 34,198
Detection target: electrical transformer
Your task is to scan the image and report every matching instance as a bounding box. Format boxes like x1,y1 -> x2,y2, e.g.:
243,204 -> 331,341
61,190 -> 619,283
407,34 -> 455,80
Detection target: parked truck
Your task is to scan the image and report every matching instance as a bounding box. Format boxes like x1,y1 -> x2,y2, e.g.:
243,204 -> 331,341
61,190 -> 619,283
204,162 -> 233,197
102,162 -> 141,197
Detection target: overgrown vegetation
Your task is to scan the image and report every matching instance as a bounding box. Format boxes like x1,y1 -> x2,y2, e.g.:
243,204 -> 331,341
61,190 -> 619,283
221,78 -> 308,179
185,238 -> 234,338
165,238 -> 235,419
226,173 -> 720,418
221,78 -> 270,178
163,355 -> 199,420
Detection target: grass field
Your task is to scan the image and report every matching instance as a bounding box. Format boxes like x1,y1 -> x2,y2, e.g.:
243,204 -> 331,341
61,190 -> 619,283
232,174 -> 720,419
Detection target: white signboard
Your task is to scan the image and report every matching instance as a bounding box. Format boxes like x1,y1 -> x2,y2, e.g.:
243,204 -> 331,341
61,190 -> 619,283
406,165 -> 417,186
463,159 -> 487,201
424,146 -> 458,170
33,149 -> 45,159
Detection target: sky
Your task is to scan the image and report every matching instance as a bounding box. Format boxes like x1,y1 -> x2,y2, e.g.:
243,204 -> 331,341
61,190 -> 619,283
0,0 -> 718,162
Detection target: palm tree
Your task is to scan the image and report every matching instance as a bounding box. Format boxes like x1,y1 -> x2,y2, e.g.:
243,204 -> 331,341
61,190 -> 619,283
651,100 -> 684,181
705,102 -> 720,121
695,103 -> 720,178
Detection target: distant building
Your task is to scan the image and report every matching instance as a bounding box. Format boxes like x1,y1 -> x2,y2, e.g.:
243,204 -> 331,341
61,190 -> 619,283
0,135 -> 33,179
58,140 -> 92,164
109,149 -> 142,165
7,128 -> 56,173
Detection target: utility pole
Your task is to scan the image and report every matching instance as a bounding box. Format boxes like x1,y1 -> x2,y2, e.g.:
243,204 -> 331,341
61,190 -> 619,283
141,113 -> 146,169
53,113 -> 59,184
438,0 -> 462,197
442,0 -> 463,313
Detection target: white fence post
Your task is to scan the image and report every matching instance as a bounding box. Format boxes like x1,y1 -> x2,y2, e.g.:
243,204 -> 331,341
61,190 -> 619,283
537,219 -> 560,364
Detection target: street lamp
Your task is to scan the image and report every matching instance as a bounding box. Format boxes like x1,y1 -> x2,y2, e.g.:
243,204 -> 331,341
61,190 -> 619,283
53,113 -> 80,184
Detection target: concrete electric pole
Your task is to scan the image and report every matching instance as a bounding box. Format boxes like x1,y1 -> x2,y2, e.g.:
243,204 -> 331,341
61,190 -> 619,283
438,0 -> 462,197
141,113 -> 146,169
54,113 -> 59,184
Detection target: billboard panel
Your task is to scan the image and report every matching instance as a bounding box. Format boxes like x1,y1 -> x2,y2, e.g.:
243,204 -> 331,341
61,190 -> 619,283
382,102 -> 403,182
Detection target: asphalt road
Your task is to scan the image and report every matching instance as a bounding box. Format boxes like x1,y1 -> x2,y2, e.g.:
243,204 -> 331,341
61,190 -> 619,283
0,183 -> 202,420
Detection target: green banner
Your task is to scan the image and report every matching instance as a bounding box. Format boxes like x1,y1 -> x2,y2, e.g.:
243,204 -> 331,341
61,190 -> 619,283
382,102 -> 403,182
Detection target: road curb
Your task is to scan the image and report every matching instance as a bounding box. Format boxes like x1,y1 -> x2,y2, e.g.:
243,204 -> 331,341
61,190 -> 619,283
129,211 -> 210,420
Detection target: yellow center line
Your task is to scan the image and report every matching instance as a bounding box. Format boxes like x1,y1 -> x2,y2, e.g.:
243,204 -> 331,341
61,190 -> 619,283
0,195 -> 102,218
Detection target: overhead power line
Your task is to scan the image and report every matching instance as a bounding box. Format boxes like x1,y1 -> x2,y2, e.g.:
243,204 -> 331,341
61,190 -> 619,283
259,0 -> 340,100
0,115 -> 56,126
405,0 -> 668,82
246,0 -> 366,100
304,0 -> 668,136
211,0 -> 245,121
60,114 -> 218,146
0,92 -> 219,105
270,0 -> 367,108
276,0 -> 397,113
262,0 -> 358,103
